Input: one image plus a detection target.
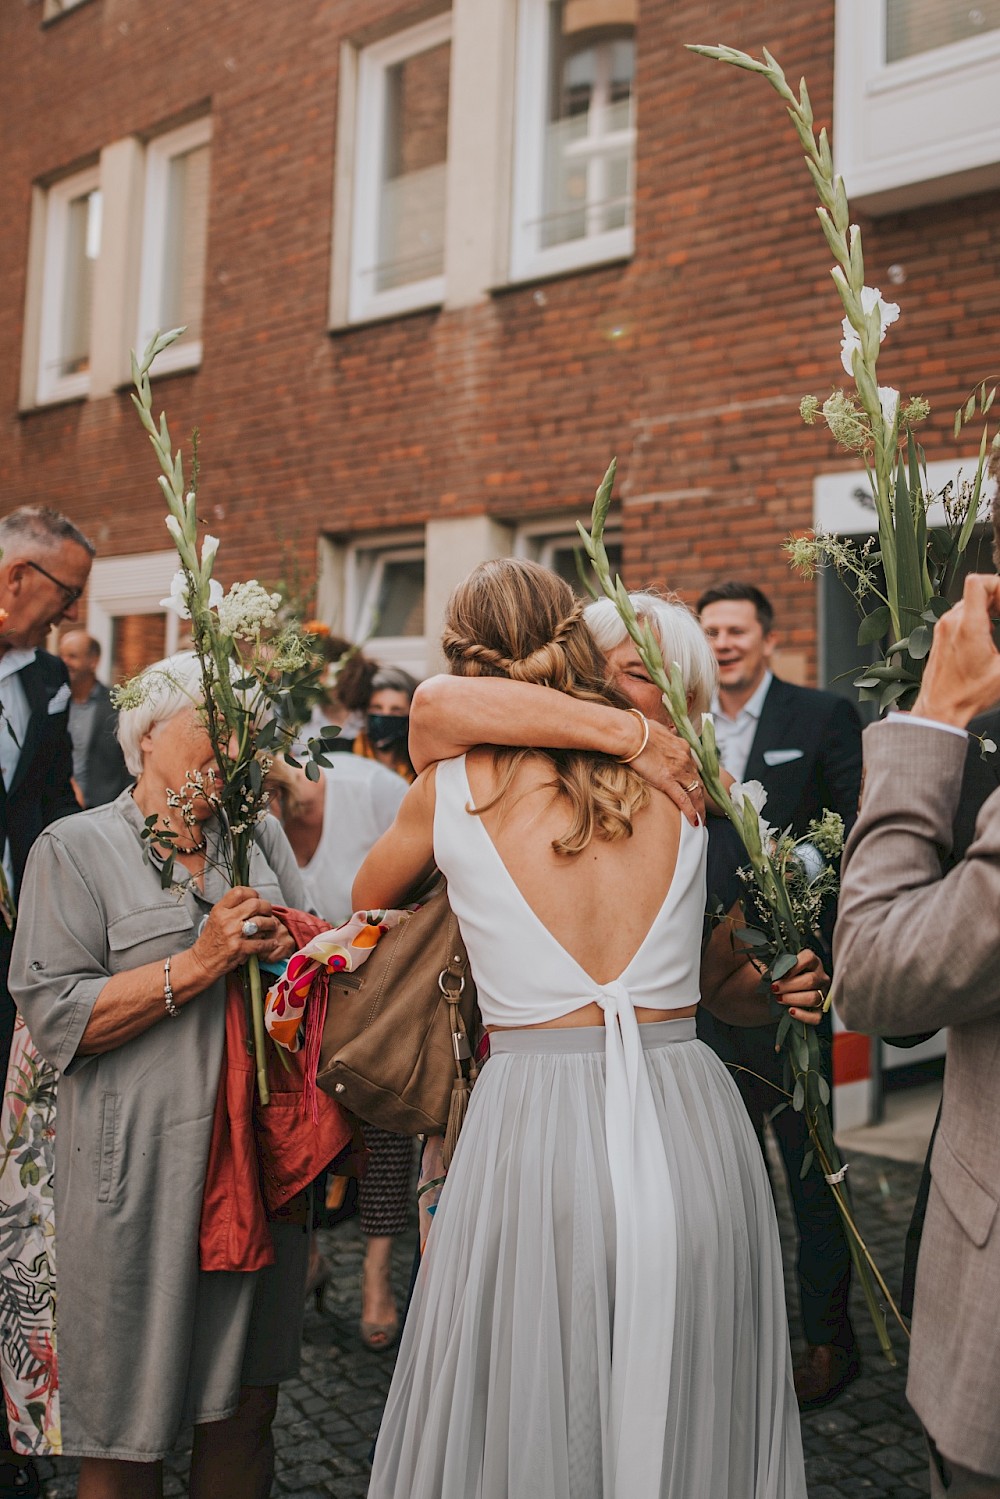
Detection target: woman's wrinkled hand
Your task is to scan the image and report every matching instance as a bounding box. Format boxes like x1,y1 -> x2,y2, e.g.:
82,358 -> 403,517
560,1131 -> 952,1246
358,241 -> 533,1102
770,948 -> 830,1028
633,721 -> 705,826
190,886 -> 284,983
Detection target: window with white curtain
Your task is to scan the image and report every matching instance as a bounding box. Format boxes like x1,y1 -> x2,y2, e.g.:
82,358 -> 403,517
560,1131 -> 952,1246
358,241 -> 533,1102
511,0 -> 636,283
349,14 -> 452,323
137,117 -> 212,373
36,165 -> 101,405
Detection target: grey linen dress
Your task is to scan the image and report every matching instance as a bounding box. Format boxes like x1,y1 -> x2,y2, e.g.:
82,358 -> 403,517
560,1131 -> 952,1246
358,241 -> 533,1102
8,791 -> 309,1461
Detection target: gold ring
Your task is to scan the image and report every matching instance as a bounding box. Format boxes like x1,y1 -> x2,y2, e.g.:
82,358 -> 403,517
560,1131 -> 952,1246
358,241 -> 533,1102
684,780 -> 700,794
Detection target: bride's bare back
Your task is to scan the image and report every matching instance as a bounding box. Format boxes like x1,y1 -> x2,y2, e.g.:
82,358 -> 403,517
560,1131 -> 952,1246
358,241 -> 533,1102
465,748 -> 687,1023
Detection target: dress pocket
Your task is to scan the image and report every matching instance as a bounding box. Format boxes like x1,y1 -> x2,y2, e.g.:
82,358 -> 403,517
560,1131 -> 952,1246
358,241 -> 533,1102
97,1092 -> 121,1203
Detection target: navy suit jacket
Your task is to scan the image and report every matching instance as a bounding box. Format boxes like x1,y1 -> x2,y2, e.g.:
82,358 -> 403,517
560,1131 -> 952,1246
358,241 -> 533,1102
744,676 -> 863,838
0,650 -> 80,897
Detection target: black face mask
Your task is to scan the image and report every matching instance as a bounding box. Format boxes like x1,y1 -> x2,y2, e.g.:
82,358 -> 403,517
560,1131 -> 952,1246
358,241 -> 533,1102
367,713 -> 410,751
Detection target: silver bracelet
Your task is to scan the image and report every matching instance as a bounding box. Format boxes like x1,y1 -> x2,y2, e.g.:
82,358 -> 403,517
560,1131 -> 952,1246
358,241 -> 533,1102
163,956 -> 179,1019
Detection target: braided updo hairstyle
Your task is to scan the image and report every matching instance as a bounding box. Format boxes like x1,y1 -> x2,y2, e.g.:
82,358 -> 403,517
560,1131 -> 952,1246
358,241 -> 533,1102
442,558 -> 649,855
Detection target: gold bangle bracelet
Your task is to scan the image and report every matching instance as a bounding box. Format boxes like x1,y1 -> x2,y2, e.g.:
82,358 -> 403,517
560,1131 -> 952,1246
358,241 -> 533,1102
618,707 -> 650,764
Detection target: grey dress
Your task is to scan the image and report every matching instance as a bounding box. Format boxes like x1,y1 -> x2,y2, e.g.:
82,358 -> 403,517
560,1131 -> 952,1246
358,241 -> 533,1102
8,790 -> 309,1461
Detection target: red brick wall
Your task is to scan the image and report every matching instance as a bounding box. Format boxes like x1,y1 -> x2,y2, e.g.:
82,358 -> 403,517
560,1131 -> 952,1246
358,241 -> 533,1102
1,0 -> 998,680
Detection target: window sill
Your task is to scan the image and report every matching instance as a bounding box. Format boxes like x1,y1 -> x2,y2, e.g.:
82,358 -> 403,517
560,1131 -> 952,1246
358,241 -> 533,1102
41,0 -> 97,26
329,300 -> 444,336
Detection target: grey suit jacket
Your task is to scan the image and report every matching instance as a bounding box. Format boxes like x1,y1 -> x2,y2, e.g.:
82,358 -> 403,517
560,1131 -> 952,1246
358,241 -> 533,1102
832,718 -> 1000,1478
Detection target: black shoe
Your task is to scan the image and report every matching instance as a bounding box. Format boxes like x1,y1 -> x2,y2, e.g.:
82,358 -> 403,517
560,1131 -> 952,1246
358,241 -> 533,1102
794,1341 -> 861,1411
0,1456 -> 40,1499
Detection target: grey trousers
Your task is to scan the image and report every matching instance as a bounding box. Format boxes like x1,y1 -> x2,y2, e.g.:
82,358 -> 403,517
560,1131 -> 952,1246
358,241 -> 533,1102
929,1437 -> 1000,1497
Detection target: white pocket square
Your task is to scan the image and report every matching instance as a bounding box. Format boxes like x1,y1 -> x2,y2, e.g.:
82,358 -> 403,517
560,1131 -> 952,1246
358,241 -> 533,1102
47,683 -> 71,715
763,748 -> 803,767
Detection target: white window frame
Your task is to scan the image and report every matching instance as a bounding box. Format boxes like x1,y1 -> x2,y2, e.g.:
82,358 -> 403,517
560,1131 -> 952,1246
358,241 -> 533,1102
85,550 -> 181,677
345,534 -> 427,675
834,0 -> 1000,210
514,517 -> 623,587
42,0 -> 91,19
348,14 -> 452,325
510,0 -> 635,284
136,116 -> 212,376
35,164 -> 101,406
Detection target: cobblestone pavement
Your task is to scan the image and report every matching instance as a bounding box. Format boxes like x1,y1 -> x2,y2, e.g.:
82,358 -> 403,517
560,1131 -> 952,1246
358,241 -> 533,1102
33,1147 -> 927,1497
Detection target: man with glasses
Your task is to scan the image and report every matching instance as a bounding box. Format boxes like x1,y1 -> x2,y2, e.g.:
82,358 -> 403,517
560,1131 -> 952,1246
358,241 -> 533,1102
0,504 -> 92,1495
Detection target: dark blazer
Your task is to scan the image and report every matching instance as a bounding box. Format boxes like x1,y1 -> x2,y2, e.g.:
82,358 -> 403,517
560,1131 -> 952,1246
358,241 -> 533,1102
2,650 -> 80,896
745,676 -> 864,837
0,649 -> 80,1074
79,680 -> 132,808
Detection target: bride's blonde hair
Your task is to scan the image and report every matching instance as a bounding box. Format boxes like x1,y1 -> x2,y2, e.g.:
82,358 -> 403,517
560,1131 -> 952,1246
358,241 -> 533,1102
441,558 -> 649,855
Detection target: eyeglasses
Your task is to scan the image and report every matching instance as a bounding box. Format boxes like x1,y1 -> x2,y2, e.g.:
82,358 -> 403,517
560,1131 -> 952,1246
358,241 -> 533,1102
25,559 -> 84,609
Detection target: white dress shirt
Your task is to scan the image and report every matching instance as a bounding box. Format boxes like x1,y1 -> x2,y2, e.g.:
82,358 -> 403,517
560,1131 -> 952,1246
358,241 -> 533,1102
0,648 -> 38,890
711,670 -> 773,781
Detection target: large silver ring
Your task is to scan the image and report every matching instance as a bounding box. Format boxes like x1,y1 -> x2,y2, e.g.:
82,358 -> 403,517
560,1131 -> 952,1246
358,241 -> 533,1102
241,919 -> 260,938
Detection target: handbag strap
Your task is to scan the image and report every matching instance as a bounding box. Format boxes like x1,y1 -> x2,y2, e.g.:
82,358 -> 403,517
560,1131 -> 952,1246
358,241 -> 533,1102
438,913 -> 477,1087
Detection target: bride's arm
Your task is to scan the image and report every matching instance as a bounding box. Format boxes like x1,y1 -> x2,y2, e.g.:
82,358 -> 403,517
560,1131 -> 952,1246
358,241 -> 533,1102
352,769 -> 438,910
410,675 -> 705,824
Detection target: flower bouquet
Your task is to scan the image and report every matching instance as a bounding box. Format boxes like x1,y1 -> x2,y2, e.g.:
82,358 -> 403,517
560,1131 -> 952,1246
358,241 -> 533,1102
687,42 -> 998,714
579,459 -> 906,1362
126,328 -> 337,1102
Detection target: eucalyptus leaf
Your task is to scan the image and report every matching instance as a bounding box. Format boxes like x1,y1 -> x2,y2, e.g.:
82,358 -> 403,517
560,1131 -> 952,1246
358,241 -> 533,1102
907,623 -> 933,660
857,606 -> 890,645
304,760 -> 321,782
799,1149 -> 815,1180
792,1078 -> 805,1112
818,1075 -> 831,1106
771,952 -> 798,980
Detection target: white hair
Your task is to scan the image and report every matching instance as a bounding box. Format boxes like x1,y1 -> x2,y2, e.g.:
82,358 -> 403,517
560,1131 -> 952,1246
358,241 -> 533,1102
116,651 -> 207,776
584,592 -> 718,719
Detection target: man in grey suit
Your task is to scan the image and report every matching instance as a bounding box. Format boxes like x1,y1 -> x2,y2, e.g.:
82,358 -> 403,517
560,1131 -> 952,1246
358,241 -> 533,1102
833,572 -> 1000,1497
58,630 -> 131,808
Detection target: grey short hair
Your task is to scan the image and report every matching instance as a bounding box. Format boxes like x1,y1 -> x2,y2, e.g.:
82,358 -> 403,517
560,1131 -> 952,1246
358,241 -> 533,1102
0,506 -> 95,559
584,592 -> 719,719
116,652 -> 206,776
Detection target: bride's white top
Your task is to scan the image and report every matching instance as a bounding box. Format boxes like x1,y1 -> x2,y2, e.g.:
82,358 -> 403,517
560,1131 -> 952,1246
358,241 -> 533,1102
433,754 -> 709,1498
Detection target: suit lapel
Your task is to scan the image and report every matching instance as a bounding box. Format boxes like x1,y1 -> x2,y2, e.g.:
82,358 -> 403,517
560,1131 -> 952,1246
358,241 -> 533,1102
7,658 -> 51,797
744,678 -> 798,783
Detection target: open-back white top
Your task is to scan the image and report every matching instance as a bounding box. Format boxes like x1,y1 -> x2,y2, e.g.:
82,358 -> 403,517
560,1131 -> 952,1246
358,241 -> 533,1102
432,753 -> 710,1499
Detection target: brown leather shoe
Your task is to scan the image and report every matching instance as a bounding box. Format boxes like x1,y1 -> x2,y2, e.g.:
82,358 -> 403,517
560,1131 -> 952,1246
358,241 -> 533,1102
794,1342 -> 861,1411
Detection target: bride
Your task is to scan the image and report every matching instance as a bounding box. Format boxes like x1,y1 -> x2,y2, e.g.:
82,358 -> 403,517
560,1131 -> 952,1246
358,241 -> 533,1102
357,559 -> 806,1499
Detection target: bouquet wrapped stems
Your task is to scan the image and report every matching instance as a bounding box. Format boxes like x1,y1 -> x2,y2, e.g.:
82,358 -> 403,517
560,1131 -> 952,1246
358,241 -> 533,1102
579,459 -> 907,1361
129,329 -> 336,1103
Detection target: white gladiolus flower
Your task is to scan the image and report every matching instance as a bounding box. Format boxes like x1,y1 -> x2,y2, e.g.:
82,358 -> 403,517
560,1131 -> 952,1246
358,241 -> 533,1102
216,580 -> 282,639
201,534 -> 220,568
840,286 -> 901,375
878,385 -> 900,434
730,779 -> 778,848
160,570 -> 224,620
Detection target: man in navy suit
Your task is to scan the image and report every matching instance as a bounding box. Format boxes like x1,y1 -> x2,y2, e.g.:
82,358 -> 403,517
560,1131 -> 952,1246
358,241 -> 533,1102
0,507 -> 93,1061
696,580 -> 863,1411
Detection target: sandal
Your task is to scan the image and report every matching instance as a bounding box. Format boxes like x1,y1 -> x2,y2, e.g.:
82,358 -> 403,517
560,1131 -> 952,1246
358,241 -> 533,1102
359,1268 -> 399,1352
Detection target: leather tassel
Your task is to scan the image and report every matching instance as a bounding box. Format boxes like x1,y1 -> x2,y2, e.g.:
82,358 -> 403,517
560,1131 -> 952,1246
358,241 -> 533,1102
442,1076 -> 470,1170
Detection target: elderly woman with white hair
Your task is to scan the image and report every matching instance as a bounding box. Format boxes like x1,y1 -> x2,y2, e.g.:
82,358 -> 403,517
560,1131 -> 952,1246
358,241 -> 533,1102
6,652 -> 308,1499
410,588 -> 830,1028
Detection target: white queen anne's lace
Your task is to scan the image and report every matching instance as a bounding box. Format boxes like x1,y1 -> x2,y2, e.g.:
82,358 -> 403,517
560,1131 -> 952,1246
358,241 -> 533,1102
216,580 -> 282,640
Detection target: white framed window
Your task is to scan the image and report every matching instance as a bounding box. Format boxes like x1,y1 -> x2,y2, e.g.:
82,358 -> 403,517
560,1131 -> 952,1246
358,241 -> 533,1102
346,536 -> 427,674
35,165 -> 101,405
510,0 -> 636,284
515,518 -> 623,596
137,117 -> 212,373
834,0 -> 1000,210
85,550 -> 182,685
348,15 -> 452,324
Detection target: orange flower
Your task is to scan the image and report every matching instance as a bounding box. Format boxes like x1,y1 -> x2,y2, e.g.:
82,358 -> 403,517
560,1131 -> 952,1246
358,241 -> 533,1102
302,619 -> 330,637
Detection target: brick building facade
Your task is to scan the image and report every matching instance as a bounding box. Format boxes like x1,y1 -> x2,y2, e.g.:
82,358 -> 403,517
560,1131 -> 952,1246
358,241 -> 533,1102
2,0 -> 999,1116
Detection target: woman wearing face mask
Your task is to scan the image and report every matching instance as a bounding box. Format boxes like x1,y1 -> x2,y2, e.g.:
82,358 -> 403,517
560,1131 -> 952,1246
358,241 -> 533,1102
348,665 -> 421,1346
354,667 -> 419,782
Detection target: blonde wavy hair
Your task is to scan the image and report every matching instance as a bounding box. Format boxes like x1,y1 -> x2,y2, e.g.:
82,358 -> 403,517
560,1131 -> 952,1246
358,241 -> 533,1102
441,558 -> 649,855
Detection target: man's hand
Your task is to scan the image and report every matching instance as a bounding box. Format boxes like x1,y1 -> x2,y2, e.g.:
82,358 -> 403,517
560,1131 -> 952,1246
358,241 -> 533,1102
633,721 -> 705,825
913,574 -> 1000,728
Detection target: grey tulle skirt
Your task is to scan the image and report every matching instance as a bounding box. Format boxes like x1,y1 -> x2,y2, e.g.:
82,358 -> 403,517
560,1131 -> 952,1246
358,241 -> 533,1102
369,1020 -> 806,1499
